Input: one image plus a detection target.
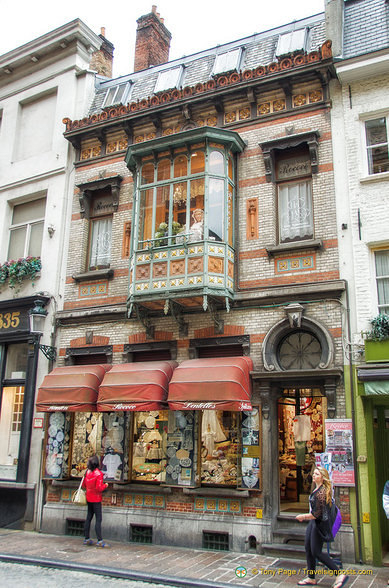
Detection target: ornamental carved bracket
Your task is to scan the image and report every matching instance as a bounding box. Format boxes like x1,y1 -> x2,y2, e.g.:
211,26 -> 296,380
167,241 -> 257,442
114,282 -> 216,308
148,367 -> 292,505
77,175 -> 123,219
207,298 -> 224,335
324,378 -> 337,419
165,299 -> 188,337
134,305 -> 155,340
260,130 -> 320,182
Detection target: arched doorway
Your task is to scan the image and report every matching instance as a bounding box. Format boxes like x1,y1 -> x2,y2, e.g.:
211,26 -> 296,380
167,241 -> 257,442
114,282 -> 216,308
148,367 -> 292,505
260,311 -> 341,515
278,387 -> 327,512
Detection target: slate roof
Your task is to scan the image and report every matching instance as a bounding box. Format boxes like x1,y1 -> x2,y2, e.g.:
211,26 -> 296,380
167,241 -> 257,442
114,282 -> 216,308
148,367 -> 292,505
89,12 -> 325,116
343,0 -> 389,59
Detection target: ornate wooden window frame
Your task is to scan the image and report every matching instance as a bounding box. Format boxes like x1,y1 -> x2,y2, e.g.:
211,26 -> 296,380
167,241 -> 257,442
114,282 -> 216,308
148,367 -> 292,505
260,130 -> 319,183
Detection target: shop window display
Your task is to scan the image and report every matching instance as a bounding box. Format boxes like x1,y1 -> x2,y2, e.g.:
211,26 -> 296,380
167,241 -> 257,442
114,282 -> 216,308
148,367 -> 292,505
43,412 -> 72,479
101,412 -> 130,482
165,411 -> 196,486
241,408 -> 261,489
70,412 -> 103,477
201,411 -> 239,486
132,411 -> 168,482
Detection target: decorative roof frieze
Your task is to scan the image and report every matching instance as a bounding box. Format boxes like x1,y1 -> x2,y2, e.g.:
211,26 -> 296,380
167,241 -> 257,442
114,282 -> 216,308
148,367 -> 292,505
63,41 -> 333,137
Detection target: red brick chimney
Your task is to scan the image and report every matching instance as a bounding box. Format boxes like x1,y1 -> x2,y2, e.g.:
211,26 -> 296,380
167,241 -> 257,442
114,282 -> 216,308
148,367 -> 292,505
134,6 -> 171,73
90,27 -> 114,78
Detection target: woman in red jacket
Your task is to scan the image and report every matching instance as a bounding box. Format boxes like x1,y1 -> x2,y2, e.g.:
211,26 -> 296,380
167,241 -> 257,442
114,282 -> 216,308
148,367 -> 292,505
82,455 -> 109,547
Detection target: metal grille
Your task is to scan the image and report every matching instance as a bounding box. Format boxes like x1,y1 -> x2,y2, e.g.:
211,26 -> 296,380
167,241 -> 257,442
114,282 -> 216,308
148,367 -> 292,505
66,519 -> 84,536
202,531 -> 229,551
130,524 -> 153,544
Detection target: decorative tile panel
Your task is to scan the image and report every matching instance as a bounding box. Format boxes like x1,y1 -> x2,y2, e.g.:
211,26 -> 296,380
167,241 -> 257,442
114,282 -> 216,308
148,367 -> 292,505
208,256 -> 224,273
136,265 -> 150,280
152,262 -> 168,278
188,257 -> 203,273
194,497 -> 241,513
275,255 -> 315,273
79,282 -> 108,297
170,260 -> 186,275
61,489 -> 72,502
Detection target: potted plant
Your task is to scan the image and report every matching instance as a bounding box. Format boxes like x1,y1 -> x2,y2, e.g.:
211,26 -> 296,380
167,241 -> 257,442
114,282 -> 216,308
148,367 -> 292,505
363,313 -> 389,362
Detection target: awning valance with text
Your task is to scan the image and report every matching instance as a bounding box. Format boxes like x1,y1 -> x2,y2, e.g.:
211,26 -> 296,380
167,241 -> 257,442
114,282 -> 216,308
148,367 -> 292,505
167,357 -> 253,411
36,364 -> 112,412
97,361 -> 178,411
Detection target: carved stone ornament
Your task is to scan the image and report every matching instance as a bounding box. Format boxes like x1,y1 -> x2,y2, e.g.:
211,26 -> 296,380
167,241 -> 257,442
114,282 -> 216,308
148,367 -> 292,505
259,130 -> 320,183
77,175 -> 123,219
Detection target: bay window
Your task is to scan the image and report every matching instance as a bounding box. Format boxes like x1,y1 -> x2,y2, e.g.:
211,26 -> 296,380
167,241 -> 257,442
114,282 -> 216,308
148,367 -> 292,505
129,128 -> 244,252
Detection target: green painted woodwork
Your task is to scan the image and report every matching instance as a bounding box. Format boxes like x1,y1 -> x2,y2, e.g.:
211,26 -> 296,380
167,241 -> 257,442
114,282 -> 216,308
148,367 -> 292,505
364,339 -> 389,362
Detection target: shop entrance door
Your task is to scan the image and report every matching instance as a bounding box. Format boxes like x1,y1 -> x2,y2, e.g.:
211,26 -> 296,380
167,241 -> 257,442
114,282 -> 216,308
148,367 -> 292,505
278,387 -> 326,513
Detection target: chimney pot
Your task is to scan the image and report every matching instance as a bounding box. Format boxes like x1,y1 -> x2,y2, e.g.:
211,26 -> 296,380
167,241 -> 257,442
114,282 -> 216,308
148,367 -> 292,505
101,27 -> 106,37
134,7 -> 171,72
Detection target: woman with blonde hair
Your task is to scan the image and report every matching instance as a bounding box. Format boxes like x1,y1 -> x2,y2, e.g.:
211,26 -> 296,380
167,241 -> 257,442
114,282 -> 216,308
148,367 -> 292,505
296,467 -> 348,587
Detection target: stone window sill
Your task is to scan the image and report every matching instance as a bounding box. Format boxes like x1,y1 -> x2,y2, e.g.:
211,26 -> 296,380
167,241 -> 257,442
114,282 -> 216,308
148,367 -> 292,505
72,268 -> 114,282
266,239 -> 322,257
360,171 -> 389,184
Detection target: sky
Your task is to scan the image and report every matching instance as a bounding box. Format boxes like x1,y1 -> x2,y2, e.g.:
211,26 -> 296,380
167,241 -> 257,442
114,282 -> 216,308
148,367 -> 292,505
1,0 -> 325,77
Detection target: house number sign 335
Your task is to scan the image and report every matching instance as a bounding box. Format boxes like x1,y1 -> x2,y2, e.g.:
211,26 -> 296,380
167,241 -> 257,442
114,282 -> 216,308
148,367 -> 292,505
0,310 -> 29,333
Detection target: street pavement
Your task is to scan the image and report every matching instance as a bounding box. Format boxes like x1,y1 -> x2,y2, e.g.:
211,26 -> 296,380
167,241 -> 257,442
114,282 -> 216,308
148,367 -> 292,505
0,529 -> 387,587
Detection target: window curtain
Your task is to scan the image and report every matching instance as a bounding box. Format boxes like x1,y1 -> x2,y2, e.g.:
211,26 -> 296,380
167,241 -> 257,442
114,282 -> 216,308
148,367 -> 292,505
89,217 -> 112,268
279,181 -> 313,242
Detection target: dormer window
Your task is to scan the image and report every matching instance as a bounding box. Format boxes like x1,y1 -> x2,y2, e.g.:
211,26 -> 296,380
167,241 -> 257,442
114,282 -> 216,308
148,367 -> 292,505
276,28 -> 307,57
154,66 -> 183,93
102,82 -> 131,108
212,48 -> 242,76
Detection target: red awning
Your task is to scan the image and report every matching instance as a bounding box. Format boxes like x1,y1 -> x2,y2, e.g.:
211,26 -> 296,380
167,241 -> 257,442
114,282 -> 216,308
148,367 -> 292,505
36,364 -> 112,412
97,360 -> 178,411
167,357 -> 253,411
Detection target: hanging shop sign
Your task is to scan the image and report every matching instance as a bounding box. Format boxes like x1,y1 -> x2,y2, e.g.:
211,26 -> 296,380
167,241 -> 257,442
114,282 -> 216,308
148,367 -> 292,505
324,419 -> 355,486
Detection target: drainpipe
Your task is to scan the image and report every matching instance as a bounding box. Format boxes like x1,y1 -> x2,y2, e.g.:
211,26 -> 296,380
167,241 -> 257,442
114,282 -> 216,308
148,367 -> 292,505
345,280 -> 363,564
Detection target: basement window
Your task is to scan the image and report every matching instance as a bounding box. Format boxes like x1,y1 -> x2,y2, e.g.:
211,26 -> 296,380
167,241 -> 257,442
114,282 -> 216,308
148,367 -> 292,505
276,28 -> 307,57
154,66 -> 183,93
102,82 -> 131,108
203,531 -> 229,551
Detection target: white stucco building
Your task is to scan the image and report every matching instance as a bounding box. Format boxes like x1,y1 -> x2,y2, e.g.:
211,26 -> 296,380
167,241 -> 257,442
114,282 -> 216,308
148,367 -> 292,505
0,20 -> 106,528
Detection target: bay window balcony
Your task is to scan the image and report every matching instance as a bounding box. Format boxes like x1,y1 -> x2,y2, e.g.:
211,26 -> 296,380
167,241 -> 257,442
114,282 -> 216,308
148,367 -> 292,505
125,128 -> 245,324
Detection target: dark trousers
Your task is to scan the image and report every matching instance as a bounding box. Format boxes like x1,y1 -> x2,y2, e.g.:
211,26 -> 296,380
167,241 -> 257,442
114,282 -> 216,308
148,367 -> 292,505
84,501 -> 102,541
305,520 -> 340,579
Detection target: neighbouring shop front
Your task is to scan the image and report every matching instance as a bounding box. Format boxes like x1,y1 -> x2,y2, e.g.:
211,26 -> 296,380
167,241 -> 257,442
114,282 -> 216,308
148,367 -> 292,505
37,356 -> 267,550
0,295 -> 50,527
356,341 -> 389,565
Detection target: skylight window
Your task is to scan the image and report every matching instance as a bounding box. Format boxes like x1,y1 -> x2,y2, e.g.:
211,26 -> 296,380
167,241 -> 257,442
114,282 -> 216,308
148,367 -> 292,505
276,28 -> 307,57
154,66 -> 183,94
212,48 -> 242,76
102,82 -> 131,108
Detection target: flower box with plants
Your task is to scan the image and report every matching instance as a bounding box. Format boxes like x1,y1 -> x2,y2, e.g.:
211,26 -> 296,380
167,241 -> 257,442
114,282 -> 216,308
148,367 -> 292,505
363,314 -> 389,362
0,256 -> 41,292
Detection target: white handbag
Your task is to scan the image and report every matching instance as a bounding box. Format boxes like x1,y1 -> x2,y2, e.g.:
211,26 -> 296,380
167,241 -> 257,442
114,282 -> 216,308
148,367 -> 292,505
72,476 -> 87,505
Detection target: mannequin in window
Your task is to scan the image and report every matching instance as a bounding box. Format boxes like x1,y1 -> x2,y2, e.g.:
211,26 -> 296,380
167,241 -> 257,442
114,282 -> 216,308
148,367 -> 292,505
189,208 -> 204,242
189,208 -> 221,242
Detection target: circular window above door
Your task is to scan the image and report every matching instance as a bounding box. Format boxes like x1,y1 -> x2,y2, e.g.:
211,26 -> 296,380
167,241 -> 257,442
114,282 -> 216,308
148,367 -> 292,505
278,331 -> 322,370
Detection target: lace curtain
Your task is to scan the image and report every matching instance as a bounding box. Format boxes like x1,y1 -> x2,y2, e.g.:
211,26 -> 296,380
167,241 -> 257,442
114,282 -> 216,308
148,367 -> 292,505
279,180 -> 313,242
89,217 -> 112,267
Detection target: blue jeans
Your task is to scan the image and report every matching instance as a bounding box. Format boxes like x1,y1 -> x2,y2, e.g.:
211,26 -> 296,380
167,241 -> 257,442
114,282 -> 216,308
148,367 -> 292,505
84,501 -> 102,541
